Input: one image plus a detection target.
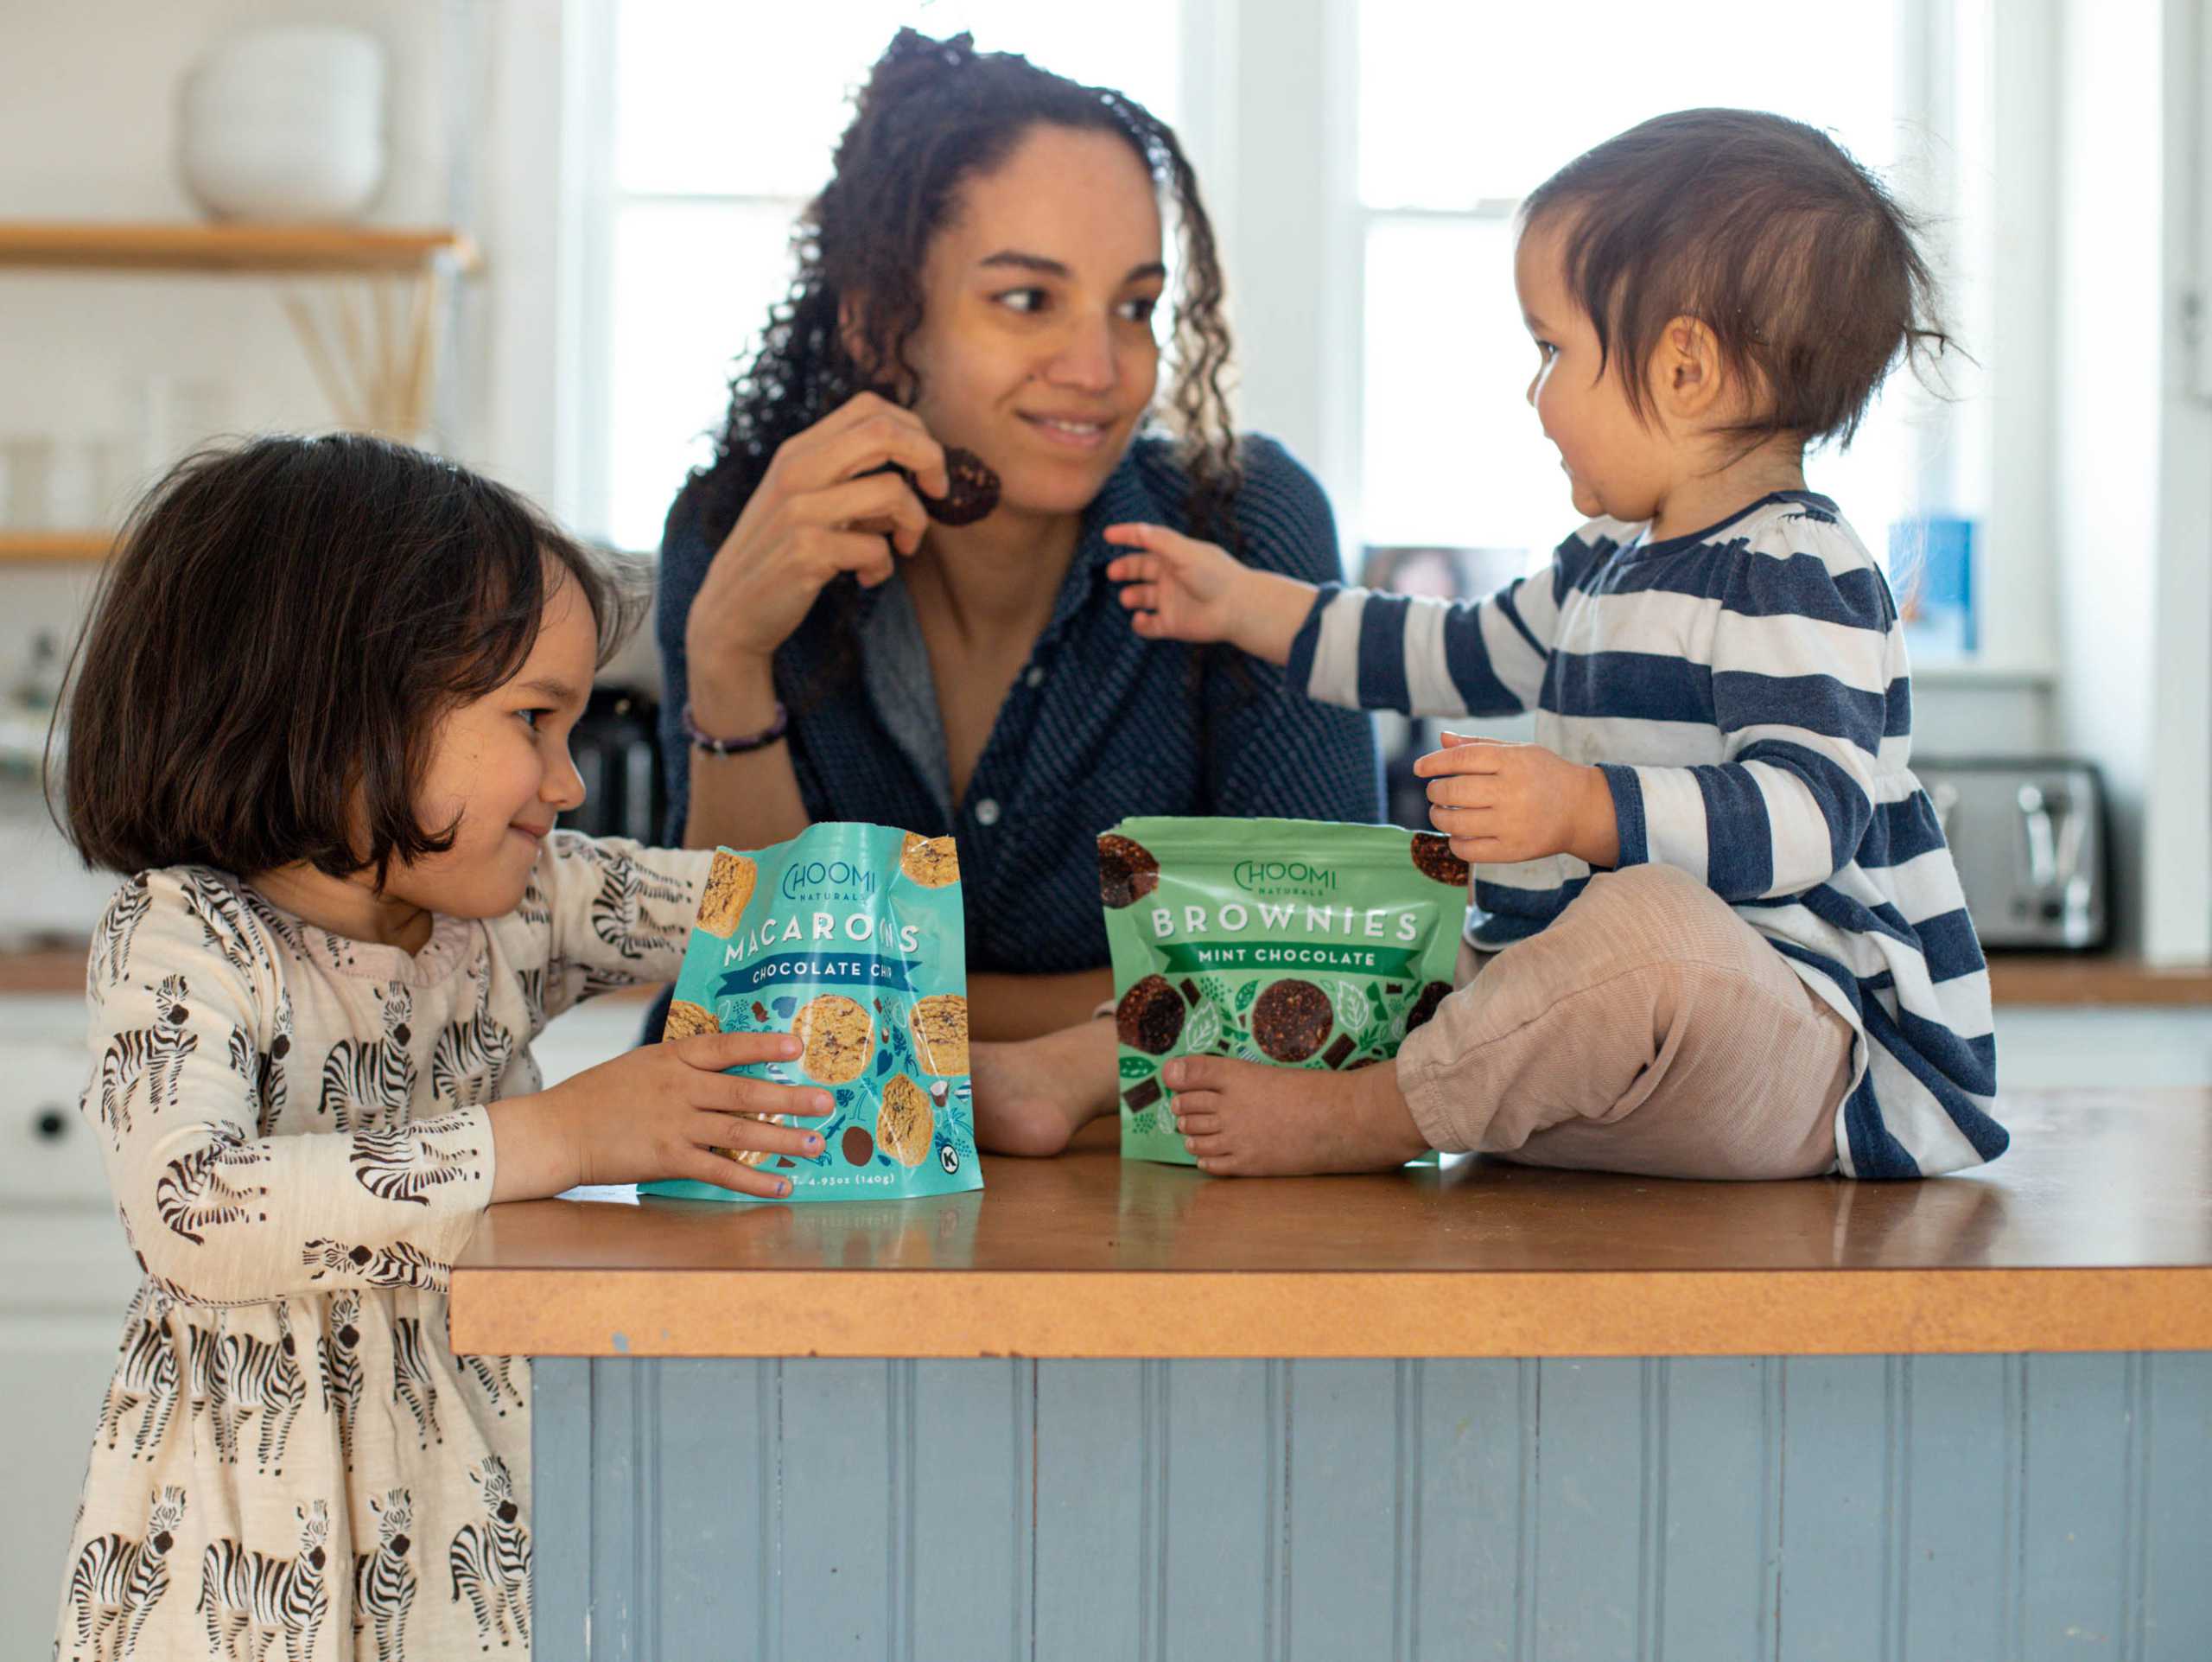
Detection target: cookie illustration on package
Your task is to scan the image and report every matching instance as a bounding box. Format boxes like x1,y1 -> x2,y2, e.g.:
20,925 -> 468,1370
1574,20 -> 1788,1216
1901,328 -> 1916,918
1097,833 -> 1160,908
876,1073 -> 935,1166
1116,973 -> 1185,1055
663,998 -> 721,1041
1409,832 -> 1471,888
1252,978 -> 1334,1063
908,994 -> 969,1076
1406,981 -> 1452,1033
697,850 -> 759,936
841,1124 -> 876,1165
794,993 -> 874,1085
713,1115 -> 786,1169
899,833 -> 961,888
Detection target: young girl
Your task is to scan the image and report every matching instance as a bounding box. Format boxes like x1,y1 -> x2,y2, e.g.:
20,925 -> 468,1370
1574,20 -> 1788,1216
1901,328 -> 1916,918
1106,109 -> 2007,1183
49,434 -> 830,1659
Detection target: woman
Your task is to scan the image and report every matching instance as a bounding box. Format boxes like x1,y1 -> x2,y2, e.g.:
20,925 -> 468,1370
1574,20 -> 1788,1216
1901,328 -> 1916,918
656,29 -> 1379,1153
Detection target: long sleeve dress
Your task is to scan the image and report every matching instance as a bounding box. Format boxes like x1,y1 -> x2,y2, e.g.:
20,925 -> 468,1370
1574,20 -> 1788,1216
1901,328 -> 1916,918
52,831 -> 710,1661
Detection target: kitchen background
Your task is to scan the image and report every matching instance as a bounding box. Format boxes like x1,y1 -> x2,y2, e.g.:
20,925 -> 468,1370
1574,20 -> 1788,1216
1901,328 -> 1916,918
2,0 -> 2209,1647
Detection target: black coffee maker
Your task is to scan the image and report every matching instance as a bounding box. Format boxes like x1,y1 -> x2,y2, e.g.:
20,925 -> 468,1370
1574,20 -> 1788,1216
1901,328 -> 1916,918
558,686 -> 667,843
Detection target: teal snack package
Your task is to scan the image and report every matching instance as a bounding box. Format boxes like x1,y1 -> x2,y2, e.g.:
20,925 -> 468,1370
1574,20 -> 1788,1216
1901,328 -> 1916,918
640,822 -> 983,1202
1098,816 -> 1466,1166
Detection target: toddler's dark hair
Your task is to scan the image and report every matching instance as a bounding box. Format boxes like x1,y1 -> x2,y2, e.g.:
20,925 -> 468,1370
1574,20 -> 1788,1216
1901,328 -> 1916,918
54,432 -> 644,885
1520,107 -> 1949,449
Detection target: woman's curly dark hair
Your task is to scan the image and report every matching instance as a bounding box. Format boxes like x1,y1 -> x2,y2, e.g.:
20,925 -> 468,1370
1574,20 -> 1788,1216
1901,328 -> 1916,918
686,28 -> 1241,557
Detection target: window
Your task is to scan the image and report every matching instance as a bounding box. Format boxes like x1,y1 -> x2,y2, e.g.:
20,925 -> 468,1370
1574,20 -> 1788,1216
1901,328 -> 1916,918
593,3 -> 1183,553
1354,0 -> 1955,576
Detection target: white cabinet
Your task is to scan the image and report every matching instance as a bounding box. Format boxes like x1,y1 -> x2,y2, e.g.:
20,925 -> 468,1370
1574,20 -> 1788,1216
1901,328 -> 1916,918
0,995 -> 135,1656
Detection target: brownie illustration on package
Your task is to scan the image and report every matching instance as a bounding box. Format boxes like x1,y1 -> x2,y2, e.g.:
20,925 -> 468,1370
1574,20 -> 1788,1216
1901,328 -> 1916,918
1251,977 -> 1333,1063
1097,833 -> 1161,908
1116,973 -> 1186,1055
1409,832 -> 1471,888
1099,817 -> 1462,1167
641,822 -> 983,1203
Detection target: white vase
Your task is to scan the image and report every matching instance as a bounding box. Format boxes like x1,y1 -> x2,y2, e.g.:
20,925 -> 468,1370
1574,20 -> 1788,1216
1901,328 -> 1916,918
177,26 -> 387,221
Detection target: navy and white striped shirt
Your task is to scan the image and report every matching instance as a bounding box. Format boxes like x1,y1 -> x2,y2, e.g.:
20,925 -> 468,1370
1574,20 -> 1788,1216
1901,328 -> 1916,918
658,434 -> 1383,976
1286,491 -> 2005,1179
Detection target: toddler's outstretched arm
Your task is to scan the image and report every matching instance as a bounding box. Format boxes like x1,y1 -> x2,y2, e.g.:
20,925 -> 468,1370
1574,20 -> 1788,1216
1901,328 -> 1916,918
1103,522 -> 1316,665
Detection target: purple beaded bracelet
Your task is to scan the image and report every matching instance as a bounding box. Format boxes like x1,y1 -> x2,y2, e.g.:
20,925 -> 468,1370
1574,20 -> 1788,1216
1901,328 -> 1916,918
682,698 -> 789,755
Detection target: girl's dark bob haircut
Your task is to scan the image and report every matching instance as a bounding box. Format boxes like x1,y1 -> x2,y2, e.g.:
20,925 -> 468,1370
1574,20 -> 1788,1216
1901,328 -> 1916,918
1520,107 -> 1951,449
54,432 -> 645,885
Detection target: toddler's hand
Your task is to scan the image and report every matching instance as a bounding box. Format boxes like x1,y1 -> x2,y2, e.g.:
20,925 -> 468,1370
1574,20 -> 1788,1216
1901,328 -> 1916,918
547,1028 -> 836,1200
1103,522 -> 1248,645
1413,733 -> 1619,868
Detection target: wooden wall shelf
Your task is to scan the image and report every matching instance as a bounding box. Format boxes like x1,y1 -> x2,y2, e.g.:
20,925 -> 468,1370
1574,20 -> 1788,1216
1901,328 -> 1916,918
0,532 -> 113,564
0,221 -> 478,275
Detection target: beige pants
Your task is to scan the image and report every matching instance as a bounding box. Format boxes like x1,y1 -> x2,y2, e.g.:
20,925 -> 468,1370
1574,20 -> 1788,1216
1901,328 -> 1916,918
1394,864 -> 1856,1180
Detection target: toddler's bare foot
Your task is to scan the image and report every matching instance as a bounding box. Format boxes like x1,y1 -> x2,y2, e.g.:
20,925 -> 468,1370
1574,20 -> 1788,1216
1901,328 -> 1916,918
969,1019 -> 1118,1156
1162,1054 -> 1431,1175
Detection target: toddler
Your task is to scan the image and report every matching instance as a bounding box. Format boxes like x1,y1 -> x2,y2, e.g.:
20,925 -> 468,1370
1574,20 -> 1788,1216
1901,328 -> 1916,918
49,434 -> 830,1658
1107,109 -> 2004,1182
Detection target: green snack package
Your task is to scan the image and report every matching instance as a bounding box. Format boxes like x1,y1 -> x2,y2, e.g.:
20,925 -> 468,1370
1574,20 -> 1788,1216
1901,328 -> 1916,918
1098,816 -> 1467,1166
640,821 -> 983,1203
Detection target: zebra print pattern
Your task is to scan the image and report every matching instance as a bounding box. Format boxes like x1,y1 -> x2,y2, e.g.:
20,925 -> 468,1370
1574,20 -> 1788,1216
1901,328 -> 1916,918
154,1120 -> 269,1245
460,1349 -> 524,1420
349,1111 -> 483,1207
449,1455 -> 531,1650
176,868 -> 282,985
581,840 -> 692,964
392,1315 -> 444,1449
226,989 -> 294,1139
96,975 -> 197,1145
66,1484 -> 185,1662
514,965 -> 548,1036
316,1291 -> 365,1471
301,1238 -> 449,1293
96,1300 -> 181,1461
195,1500 -> 328,1662
317,984 -> 415,1135
431,953 -> 516,1108
88,873 -> 150,995
353,1487 -> 416,1662
208,1304 -> 305,1474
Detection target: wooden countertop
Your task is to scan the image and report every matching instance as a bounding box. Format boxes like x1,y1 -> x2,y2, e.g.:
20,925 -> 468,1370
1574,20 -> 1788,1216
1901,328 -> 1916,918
448,1087 -> 2212,1360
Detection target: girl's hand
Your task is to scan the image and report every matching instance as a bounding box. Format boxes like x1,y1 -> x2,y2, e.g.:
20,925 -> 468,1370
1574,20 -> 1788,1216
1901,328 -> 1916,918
1103,522 -> 1316,666
499,1028 -> 836,1201
685,392 -> 952,678
1413,732 -> 1621,868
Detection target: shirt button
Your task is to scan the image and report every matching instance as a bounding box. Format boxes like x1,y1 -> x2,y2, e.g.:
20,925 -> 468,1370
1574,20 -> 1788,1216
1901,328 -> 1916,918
975,799 -> 1001,826
1024,665 -> 1046,689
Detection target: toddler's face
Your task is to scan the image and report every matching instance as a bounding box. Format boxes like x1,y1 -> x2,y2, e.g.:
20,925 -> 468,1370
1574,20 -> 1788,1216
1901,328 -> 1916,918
394,567 -> 594,920
1513,216 -> 1674,525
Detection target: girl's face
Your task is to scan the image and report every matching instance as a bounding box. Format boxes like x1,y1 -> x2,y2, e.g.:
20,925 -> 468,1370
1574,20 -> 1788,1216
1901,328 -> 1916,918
395,568 -> 594,920
904,123 -> 1167,521
1513,215 -> 1674,525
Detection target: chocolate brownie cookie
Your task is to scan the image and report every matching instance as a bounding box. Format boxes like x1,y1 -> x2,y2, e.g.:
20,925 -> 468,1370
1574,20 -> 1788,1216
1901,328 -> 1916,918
863,446 -> 1001,527
1251,977 -> 1333,1063
1115,973 -> 1185,1055
1096,832 -> 1160,908
1406,980 -> 1452,1033
1410,833 -> 1471,888
876,1073 -> 935,1166
907,994 -> 969,1076
794,993 -> 874,1085
841,1124 -> 875,1166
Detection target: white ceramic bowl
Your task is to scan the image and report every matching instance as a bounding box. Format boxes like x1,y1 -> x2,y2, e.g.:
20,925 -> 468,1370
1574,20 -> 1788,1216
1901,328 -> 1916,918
176,26 -> 387,221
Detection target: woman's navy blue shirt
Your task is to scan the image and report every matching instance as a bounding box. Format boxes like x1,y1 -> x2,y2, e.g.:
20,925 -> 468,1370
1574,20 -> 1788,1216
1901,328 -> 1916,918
655,434 -> 1382,974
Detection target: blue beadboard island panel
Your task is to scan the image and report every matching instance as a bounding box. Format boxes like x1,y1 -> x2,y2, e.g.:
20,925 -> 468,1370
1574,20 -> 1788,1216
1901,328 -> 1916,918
531,1351 -> 2212,1662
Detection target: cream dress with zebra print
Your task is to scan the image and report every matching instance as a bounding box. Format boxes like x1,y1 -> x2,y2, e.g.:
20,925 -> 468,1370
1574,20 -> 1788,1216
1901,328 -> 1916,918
54,831 -> 710,1661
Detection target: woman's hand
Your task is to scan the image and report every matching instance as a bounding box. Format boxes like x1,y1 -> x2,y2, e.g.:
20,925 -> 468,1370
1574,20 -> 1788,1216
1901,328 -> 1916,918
489,1028 -> 836,1201
684,392 -> 952,695
1413,732 -> 1621,869
1103,522 -> 1315,667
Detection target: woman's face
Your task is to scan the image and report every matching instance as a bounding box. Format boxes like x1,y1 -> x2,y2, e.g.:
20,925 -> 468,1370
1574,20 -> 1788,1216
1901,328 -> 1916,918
905,123 -> 1166,521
